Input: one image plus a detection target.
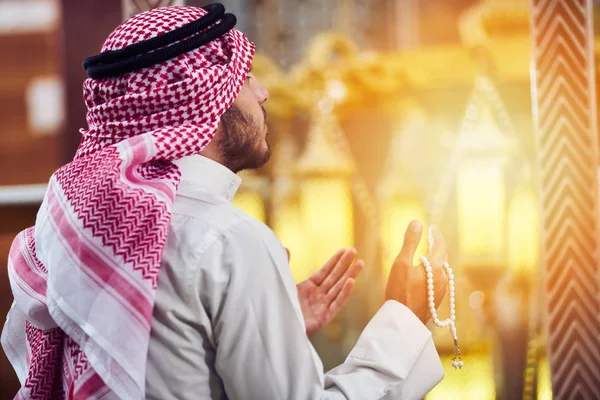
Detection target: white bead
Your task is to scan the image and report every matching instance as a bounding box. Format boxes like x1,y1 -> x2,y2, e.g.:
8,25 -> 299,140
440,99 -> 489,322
425,260 -> 460,368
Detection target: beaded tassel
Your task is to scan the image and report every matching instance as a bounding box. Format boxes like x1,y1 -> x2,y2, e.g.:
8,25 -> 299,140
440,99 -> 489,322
420,256 -> 463,369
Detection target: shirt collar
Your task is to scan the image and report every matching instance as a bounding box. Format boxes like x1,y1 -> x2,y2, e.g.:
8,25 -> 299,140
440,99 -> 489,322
173,155 -> 242,202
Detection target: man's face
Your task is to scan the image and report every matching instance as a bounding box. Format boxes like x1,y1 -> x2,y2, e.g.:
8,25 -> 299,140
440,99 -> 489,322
216,72 -> 271,173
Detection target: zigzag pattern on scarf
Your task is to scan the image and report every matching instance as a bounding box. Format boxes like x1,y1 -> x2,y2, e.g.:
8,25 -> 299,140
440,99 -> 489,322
54,148 -> 172,291
22,322 -> 65,399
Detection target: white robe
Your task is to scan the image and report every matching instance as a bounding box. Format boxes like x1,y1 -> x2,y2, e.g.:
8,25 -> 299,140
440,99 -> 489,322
144,155 -> 445,400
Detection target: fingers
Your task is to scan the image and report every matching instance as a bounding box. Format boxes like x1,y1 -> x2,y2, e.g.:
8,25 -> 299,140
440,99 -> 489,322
326,259 -> 364,302
310,249 -> 346,285
328,278 -> 356,319
346,258 -> 364,280
427,224 -> 447,267
320,249 -> 358,291
426,224 -> 448,305
396,220 -> 423,266
285,247 -> 290,262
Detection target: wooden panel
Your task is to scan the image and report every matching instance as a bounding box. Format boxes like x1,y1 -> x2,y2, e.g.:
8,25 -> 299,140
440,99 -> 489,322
60,0 -> 122,161
0,33 -> 58,79
0,26 -> 61,396
0,32 -> 61,186
0,234 -> 20,399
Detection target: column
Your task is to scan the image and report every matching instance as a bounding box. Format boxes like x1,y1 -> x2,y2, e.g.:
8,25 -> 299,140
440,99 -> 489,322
529,0 -> 600,398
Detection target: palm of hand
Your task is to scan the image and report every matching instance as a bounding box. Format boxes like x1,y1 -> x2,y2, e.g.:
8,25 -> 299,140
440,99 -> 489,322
292,248 -> 364,337
385,222 -> 448,323
407,262 -> 447,322
297,279 -> 332,337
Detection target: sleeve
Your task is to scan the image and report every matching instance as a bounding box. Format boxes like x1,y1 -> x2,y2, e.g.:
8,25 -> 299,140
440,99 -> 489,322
197,220 -> 444,400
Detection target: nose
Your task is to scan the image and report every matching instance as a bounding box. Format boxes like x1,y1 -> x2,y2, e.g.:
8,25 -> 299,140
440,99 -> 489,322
252,77 -> 269,105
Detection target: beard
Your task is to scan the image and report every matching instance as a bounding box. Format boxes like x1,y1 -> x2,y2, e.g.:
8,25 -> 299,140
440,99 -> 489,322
217,104 -> 271,173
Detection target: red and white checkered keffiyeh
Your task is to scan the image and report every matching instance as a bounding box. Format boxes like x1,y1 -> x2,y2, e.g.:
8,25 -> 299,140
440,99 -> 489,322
1,6 -> 254,399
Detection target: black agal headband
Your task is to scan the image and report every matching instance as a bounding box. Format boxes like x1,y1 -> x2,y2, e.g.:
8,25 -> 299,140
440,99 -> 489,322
82,3 -> 236,80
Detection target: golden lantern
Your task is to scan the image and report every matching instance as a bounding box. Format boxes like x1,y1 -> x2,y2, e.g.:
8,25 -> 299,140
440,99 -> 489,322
292,100 -> 355,282
267,119 -> 314,283
378,156 -> 428,276
456,102 -> 512,270
271,182 -> 313,283
232,170 -> 268,224
507,168 -> 539,276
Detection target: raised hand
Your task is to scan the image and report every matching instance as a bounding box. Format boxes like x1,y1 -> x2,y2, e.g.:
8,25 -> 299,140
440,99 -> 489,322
385,220 -> 448,323
294,248 -> 364,336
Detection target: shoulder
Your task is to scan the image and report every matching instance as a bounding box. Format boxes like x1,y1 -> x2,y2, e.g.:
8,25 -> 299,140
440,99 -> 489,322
204,215 -> 298,315
219,215 -> 287,265
170,195 -> 286,264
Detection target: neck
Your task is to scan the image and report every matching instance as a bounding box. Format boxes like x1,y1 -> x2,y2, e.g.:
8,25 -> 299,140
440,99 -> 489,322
198,143 -> 226,169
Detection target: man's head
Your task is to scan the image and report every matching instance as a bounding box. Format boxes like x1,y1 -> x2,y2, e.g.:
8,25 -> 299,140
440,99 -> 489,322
80,5 -> 260,166
205,71 -> 271,173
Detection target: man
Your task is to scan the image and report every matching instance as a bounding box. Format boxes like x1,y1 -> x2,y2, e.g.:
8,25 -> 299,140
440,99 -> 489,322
1,4 -> 449,399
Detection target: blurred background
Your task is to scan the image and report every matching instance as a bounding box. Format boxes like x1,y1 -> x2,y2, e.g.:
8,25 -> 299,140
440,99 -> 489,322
2,0 -> 600,398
